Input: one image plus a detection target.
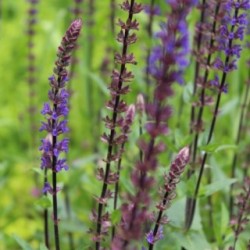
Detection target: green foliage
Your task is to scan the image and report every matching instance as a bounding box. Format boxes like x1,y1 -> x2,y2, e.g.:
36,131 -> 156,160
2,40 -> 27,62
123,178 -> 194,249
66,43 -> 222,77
0,0 -> 250,249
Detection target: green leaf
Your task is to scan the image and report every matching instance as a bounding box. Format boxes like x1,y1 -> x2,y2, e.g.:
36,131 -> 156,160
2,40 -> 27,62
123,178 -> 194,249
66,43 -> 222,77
86,71 -> 109,95
35,196 -> 52,209
111,209 -> 122,225
200,178 -> 237,197
200,143 -> 237,154
39,244 -> 48,250
214,144 -> 237,153
220,202 -> 229,239
12,235 -> 33,250
200,143 -> 220,153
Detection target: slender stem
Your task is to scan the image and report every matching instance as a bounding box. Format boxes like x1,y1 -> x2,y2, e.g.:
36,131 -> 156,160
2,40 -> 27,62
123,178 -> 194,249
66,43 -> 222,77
185,1 -> 221,229
96,1 -> 135,249
51,77 -> 63,250
44,168 -> 50,249
232,185 -> 250,249
139,116 -> 143,162
191,2 -> 221,171
185,5 -> 239,228
229,78 -> 250,217
52,140 -> 60,250
148,189 -> 170,250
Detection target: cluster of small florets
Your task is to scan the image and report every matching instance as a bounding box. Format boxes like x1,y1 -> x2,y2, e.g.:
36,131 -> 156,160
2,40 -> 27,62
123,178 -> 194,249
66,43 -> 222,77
213,0 -> 250,73
39,19 -> 82,191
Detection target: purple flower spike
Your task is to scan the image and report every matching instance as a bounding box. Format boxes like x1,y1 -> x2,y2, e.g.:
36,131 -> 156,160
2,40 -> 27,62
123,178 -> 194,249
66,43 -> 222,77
214,0 -> 250,73
148,147 -> 190,249
39,19 -> 82,184
39,19 -> 82,250
113,1 -> 196,249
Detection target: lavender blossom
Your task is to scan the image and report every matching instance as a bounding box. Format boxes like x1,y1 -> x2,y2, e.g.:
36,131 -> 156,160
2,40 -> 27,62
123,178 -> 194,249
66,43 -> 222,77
112,1 -> 196,249
148,147 -> 190,249
39,19 -> 82,250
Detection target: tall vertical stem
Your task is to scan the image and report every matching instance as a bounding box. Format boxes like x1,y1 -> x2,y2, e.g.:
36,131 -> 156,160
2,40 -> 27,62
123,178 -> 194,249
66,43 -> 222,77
44,168 -> 50,248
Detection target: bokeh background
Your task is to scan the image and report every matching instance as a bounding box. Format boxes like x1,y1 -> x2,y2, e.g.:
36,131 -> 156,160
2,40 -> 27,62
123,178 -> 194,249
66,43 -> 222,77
0,0 -> 249,249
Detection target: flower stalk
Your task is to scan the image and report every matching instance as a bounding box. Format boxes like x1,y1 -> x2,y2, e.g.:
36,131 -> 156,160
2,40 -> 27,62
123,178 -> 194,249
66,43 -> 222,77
39,19 -> 82,250
94,1 -> 142,249
112,1 -> 196,248
185,0 -> 250,230
230,177 -> 250,250
185,0 -> 224,231
147,147 -> 190,250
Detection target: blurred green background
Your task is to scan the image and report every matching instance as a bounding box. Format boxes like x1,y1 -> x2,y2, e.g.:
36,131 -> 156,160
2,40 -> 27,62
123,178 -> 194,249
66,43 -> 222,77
0,0 -> 250,249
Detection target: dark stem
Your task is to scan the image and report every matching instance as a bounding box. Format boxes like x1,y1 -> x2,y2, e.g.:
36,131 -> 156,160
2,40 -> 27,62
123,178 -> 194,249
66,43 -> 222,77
95,1 -> 135,249
191,2 -> 221,173
44,168 -> 50,249
229,79 -> 250,217
51,75 -> 64,250
185,2 -> 221,229
232,185 -> 250,249
52,145 -> 60,250
139,116 -> 143,162
148,189 -> 170,250
185,5 -> 239,230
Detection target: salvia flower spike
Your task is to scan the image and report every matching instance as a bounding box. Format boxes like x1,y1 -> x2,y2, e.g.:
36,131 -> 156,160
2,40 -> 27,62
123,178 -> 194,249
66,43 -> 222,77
39,19 -> 82,250
111,1 -> 197,249
185,0 -> 225,231
186,0 -> 250,230
148,147 -> 190,249
229,177 -> 250,250
94,1 -> 142,249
